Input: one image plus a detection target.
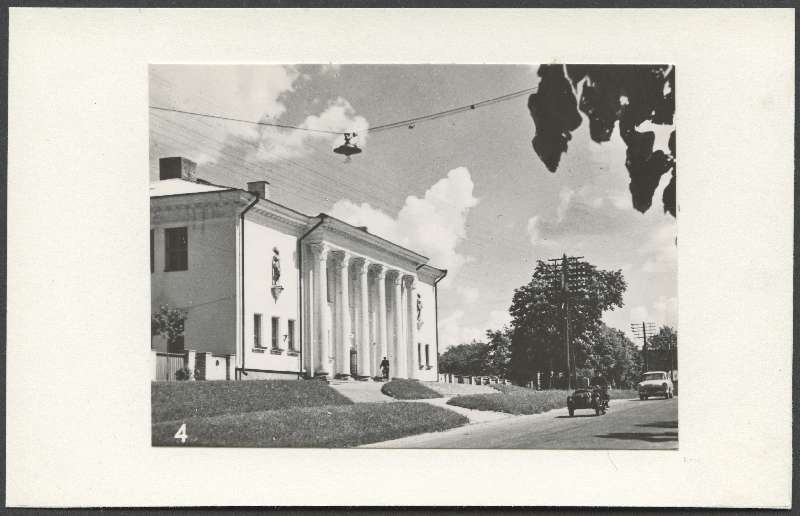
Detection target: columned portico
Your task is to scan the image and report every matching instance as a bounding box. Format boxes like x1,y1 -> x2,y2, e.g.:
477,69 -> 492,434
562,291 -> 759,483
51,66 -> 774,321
308,242 -> 332,377
389,270 -> 404,378
333,251 -> 352,378
373,264 -> 388,376
404,275 -> 418,378
353,257 -> 371,377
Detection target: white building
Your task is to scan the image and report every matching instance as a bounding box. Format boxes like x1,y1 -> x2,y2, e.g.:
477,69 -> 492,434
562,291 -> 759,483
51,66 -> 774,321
151,157 -> 446,381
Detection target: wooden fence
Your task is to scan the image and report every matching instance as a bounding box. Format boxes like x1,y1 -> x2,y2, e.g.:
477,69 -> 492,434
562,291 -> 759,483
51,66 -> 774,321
155,352 -> 185,381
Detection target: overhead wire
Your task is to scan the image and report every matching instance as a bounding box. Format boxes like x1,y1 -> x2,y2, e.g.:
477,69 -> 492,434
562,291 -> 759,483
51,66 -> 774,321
149,84 -> 538,137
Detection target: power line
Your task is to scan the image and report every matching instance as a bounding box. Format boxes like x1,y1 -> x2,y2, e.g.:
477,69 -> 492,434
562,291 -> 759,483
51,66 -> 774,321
149,105 -> 344,135
367,86 -> 538,133
149,84 -> 538,138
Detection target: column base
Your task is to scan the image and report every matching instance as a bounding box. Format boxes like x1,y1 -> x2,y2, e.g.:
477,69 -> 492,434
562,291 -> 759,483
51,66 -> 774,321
334,373 -> 351,380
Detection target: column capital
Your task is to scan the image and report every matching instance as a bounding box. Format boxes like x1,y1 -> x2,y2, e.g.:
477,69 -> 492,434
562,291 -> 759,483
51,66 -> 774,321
370,263 -> 386,279
388,270 -> 403,286
351,256 -> 369,273
402,274 -> 417,288
332,249 -> 351,269
307,241 -> 329,260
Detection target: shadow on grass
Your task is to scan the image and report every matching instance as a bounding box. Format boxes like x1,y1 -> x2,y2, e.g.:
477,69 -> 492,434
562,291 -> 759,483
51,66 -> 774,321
595,431 -> 678,443
636,420 -> 678,429
555,414 -> 597,419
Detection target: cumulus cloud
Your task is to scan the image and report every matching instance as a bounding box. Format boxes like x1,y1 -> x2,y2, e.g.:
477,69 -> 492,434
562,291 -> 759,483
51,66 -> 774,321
149,65 -> 368,170
629,296 -> 678,332
557,187 -> 575,222
251,97 -> 369,162
438,308 -> 512,350
331,166 -> 479,284
486,309 -> 511,330
456,286 -> 480,304
150,65 -> 300,164
438,310 -> 484,350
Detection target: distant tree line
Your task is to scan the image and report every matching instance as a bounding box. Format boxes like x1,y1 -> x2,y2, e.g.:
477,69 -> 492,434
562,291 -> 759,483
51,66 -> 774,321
439,258 -> 677,389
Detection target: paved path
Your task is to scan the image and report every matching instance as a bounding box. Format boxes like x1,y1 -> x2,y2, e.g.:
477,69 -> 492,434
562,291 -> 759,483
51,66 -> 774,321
330,381 -> 512,424
362,397 -> 678,449
329,381 -> 395,403
421,381 -> 497,396
406,397 -> 515,424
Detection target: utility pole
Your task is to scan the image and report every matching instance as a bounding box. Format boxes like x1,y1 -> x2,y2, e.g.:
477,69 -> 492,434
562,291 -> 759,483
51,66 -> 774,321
631,322 -> 656,372
545,254 -> 590,390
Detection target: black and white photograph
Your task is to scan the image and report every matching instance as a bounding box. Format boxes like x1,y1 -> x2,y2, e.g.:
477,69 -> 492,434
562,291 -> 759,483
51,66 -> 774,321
8,8 -> 793,508
149,64 -> 678,449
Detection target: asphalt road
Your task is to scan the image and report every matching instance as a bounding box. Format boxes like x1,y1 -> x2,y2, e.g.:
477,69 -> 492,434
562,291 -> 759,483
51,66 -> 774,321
366,397 -> 678,449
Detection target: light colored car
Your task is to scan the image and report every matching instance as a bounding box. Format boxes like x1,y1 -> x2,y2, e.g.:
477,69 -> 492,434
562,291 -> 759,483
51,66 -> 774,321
637,371 -> 674,400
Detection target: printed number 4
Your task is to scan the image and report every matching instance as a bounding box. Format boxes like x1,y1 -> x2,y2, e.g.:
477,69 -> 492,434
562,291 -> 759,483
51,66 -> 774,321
174,423 -> 188,443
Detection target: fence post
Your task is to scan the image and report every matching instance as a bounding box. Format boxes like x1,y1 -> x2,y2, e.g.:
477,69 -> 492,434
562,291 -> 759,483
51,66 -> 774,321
227,355 -> 235,381
185,349 -> 197,381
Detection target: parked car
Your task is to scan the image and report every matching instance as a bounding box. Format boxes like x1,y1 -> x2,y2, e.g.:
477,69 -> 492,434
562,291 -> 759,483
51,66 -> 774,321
566,388 -> 607,416
637,371 -> 674,400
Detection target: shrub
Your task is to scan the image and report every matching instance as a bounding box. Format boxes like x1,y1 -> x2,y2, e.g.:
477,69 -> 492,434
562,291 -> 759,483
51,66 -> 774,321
152,379 -> 352,423
174,367 -> 196,381
380,379 -> 442,400
152,402 -> 469,448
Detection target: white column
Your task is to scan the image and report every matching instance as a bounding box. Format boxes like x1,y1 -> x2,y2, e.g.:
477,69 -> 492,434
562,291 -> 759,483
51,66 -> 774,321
353,257 -> 371,377
335,251 -> 351,377
404,275 -> 418,379
374,265 -> 388,374
390,271 -> 404,378
309,242 -> 331,376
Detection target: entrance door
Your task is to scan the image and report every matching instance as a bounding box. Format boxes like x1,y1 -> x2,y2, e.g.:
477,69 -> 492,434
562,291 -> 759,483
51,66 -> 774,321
350,347 -> 358,377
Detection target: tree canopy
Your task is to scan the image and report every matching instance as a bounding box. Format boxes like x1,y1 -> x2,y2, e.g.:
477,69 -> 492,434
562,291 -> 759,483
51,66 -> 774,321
509,259 -> 627,386
528,64 -> 676,216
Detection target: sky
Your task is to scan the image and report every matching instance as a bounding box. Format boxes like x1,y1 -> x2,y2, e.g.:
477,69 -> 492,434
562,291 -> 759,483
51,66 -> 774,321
149,64 -> 677,348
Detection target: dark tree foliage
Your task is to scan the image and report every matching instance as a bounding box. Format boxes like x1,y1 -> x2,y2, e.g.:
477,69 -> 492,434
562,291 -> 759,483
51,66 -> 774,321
438,341 -> 492,376
528,64 -> 676,216
586,324 -> 643,389
509,260 -> 627,385
485,327 -> 512,378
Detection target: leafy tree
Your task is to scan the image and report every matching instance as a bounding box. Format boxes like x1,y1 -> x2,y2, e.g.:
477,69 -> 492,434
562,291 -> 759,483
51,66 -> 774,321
528,64 -> 676,216
152,305 -> 187,352
438,340 -> 491,376
509,260 -> 626,386
587,324 -> 643,389
485,327 -> 512,378
646,325 -> 677,373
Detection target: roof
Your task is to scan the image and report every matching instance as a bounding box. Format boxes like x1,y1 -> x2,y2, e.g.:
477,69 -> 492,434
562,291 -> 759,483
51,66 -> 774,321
149,178 -> 233,197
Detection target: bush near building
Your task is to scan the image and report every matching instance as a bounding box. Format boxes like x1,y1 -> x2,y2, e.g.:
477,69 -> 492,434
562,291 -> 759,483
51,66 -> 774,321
152,402 -> 468,447
152,380 -> 352,423
380,379 -> 442,400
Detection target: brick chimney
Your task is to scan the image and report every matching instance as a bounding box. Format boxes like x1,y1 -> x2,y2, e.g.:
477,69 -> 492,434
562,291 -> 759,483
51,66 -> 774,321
247,180 -> 270,199
159,157 -> 197,181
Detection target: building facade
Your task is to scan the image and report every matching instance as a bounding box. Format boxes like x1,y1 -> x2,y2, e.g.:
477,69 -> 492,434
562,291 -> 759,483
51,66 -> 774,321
151,157 -> 446,381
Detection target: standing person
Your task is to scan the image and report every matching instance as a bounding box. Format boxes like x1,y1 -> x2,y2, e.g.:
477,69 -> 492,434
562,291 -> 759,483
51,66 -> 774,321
380,356 -> 390,380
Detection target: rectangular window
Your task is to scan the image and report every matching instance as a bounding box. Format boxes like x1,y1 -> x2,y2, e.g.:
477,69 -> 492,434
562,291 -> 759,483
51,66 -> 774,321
271,317 -> 280,349
150,229 -> 154,273
425,344 -> 431,368
253,314 -> 263,348
164,227 -> 188,271
287,319 -> 296,350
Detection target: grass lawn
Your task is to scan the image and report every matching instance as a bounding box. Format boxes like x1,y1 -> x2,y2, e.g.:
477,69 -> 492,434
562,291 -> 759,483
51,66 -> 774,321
447,385 -> 639,415
152,380 -> 352,423
380,379 -> 442,399
152,402 -> 468,447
